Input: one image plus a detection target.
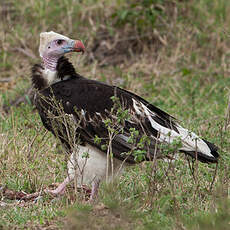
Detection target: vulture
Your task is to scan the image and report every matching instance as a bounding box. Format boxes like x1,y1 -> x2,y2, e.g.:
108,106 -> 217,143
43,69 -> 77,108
31,31 -> 219,200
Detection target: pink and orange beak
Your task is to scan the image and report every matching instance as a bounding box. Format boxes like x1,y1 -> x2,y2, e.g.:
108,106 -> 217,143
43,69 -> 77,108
73,40 -> 85,53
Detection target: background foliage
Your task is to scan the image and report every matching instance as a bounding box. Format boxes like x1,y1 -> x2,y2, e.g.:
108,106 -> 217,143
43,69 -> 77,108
0,0 -> 230,229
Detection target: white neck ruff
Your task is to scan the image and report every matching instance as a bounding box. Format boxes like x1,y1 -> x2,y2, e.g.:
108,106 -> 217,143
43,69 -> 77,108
43,69 -> 59,85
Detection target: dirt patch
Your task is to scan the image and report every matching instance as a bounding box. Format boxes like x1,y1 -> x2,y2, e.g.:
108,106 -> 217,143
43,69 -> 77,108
66,202 -> 135,230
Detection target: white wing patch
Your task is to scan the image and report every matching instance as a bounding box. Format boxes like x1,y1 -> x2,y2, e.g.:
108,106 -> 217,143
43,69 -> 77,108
132,99 -> 213,158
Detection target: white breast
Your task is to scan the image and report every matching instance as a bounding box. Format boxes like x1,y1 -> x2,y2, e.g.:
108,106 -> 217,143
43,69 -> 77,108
67,144 -> 129,186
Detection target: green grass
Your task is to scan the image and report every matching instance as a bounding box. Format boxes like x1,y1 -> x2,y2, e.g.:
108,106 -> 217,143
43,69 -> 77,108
0,0 -> 230,229
0,200 -> 66,229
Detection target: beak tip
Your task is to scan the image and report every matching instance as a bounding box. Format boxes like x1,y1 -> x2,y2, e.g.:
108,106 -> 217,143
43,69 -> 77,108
75,40 -> 85,53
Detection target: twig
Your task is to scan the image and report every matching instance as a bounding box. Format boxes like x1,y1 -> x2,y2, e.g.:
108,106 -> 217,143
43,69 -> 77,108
0,77 -> 14,82
209,162 -> 218,192
12,47 -> 37,60
2,187 -> 40,201
21,192 -> 42,201
224,94 -> 230,131
186,156 -> 196,181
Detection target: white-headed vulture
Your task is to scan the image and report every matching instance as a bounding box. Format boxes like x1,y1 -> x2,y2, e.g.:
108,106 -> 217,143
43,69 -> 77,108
31,31 -> 219,200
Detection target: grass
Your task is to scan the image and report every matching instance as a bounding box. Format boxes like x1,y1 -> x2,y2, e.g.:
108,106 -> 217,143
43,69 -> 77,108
0,0 -> 230,229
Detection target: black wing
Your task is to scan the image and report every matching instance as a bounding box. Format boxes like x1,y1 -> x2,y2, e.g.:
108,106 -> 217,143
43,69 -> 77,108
35,78 -> 179,163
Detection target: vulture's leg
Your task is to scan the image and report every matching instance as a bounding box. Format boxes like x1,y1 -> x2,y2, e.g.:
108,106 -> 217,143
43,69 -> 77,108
89,179 -> 100,201
46,151 -> 76,196
46,174 -> 74,196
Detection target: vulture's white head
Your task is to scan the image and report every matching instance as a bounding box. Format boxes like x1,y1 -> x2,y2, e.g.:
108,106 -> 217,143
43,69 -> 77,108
36,31 -> 85,86
39,31 -> 85,71
39,31 -> 85,58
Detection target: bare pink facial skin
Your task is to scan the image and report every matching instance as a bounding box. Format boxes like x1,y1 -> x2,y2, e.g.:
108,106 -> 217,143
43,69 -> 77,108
39,31 -> 85,71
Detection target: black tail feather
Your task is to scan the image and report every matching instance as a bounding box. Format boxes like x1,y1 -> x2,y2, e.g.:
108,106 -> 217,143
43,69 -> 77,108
202,139 -> 219,159
181,139 -> 219,163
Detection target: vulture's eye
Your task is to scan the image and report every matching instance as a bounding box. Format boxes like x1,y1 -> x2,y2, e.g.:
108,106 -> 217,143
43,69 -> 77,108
56,40 -> 64,45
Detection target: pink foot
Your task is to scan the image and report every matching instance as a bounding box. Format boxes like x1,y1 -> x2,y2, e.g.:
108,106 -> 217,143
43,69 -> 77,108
45,177 -> 70,196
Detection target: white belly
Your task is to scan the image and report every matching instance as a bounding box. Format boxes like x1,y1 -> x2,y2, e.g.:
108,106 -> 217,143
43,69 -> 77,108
67,144 -> 129,186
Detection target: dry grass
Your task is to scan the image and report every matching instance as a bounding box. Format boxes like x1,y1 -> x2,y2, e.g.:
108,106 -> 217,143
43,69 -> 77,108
0,0 -> 230,229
